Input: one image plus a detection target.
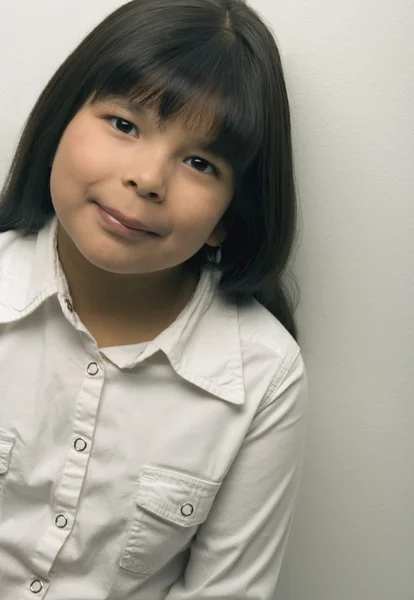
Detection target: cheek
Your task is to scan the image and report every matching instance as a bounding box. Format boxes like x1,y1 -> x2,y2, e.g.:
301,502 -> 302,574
178,169 -> 233,220
184,184 -> 232,227
174,199 -> 222,233
169,189 -> 231,249
51,127 -> 110,192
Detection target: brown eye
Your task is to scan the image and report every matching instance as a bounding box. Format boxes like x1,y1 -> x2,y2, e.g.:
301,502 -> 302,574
109,117 -> 138,136
185,156 -> 217,176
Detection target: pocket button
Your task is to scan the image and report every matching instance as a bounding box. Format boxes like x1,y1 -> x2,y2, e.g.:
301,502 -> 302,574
180,503 -> 194,517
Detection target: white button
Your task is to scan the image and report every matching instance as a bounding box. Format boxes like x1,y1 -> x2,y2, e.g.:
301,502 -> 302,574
87,362 -> 99,376
64,299 -> 73,312
181,503 -> 194,517
74,438 -> 87,452
30,579 -> 43,593
55,514 -> 68,528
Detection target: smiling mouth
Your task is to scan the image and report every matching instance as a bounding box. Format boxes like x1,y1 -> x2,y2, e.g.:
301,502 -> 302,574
94,202 -> 158,239
96,202 -> 155,232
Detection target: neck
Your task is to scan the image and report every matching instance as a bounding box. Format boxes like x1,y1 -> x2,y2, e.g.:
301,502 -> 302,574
56,223 -> 199,346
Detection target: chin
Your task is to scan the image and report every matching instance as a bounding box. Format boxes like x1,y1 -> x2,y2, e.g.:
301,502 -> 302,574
78,245 -> 178,276
81,251 -> 153,275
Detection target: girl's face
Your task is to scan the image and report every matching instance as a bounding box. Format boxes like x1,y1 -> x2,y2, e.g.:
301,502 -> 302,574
50,95 -> 234,276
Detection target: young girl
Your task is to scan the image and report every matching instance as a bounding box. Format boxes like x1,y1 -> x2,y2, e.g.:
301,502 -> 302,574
0,0 -> 307,598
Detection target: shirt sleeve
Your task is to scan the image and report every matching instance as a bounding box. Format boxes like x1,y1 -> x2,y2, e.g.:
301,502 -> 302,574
165,351 -> 308,600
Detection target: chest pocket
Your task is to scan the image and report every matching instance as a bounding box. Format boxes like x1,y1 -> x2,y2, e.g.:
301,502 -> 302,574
0,429 -> 15,521
120,465 -> 221,577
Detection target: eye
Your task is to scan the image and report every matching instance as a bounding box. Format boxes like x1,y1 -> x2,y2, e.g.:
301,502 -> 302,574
109,116 -> 139,137
185,156 -> 218,176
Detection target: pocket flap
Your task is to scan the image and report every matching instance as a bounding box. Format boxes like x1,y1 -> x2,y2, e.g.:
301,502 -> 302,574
0,429 -> 15,475
136,466 -> 221,527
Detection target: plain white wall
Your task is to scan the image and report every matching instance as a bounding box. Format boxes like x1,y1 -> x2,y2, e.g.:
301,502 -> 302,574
265,1 -> 414,599
1,2 -> 413,599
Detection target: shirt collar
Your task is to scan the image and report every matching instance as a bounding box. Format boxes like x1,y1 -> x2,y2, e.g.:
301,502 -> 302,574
142,268 -> 245,405
0,216 -> 59,319
0,217 -> 245,405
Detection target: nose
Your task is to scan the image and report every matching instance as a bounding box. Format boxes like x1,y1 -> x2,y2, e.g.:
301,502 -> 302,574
122,150 -> 167,203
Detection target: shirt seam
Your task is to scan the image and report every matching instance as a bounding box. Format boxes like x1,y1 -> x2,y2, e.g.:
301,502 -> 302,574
256,347 -> 302,413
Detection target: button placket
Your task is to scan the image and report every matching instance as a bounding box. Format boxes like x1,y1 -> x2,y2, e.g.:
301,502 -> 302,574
25,350 -> 104,587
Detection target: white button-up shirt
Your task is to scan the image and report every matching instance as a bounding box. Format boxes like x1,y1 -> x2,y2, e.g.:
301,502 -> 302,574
0,217 -> 307,600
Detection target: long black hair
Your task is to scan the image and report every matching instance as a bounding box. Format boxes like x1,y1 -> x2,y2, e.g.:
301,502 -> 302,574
0,0 -> 300,338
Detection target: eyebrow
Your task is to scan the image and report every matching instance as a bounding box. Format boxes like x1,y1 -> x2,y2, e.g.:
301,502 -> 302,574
102,95 -> 228,163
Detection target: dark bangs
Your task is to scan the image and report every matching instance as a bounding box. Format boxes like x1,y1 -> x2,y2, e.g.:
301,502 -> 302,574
88,5 -> 263,176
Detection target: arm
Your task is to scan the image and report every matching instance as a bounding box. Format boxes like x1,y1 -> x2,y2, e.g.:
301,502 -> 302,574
166,351 -> 308,600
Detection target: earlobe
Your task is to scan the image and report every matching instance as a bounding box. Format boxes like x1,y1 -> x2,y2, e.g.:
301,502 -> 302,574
206,223 -> 226,248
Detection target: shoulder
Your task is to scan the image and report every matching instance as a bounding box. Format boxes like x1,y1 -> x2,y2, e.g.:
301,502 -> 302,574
237,296 -> 301,363
234,296 -> 306,407
0,225 -> 54,318
0,228 -> 25,253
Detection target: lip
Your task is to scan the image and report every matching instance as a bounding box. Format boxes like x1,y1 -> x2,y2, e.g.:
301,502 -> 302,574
94,202 -> 158,240
97,202 -> 155,232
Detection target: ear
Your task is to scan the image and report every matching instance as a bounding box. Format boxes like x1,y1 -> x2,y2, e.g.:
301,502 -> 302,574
205,221 -> 226,248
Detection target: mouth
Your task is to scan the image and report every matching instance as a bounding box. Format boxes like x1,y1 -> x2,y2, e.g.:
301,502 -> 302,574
93,202 -> 159,239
